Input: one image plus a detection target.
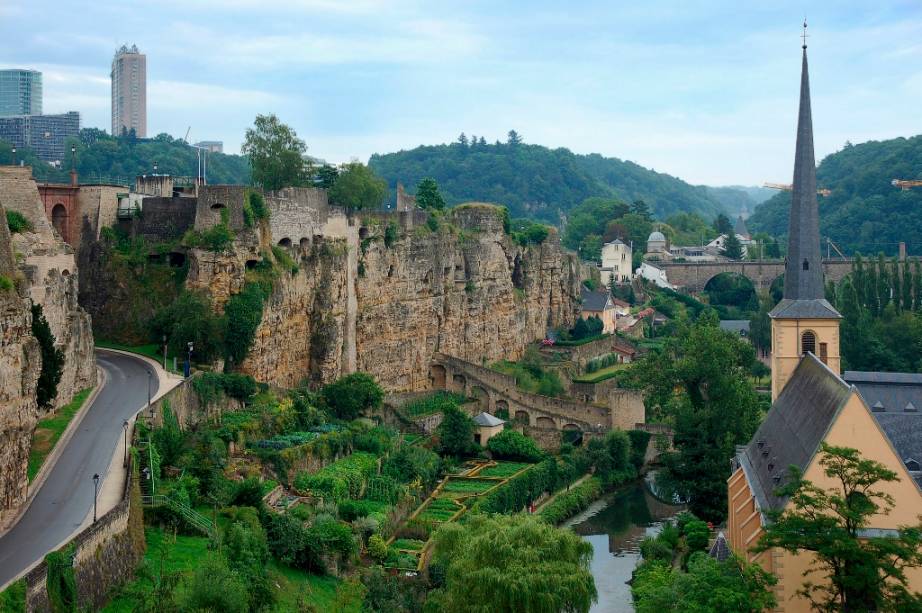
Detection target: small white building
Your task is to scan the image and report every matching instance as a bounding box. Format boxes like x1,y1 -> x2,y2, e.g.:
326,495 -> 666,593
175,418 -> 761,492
600,239 -> 633,286
636,261 -> 675,289
706,233 -> 754,258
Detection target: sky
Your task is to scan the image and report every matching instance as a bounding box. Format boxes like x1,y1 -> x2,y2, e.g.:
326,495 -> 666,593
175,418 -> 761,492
2,0 -> 921,186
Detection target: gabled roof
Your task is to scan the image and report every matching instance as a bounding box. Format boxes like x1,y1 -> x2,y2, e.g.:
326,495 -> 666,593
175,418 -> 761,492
580,287 -> 612,312
719,320 -> 750,335
611,298 -> 630,308
473,412 -> 504,427
737,354 -> 852,512
708,532 -> 732,562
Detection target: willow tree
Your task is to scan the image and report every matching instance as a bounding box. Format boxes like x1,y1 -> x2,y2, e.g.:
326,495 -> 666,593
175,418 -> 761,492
425,514 -> 597,613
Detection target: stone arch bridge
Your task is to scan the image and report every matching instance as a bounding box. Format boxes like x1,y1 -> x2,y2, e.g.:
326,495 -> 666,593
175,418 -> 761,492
656,259 -> 857,293
429,354 -> 641,441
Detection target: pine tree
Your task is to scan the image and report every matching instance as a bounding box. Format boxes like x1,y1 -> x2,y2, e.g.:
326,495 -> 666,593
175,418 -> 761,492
31,303 -> 65,408
723,232 -> 744,261
457,133 -> 469,147
506,130 -> 522,146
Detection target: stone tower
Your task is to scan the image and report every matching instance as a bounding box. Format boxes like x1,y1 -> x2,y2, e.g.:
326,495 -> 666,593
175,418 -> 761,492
769,31 -> 842,401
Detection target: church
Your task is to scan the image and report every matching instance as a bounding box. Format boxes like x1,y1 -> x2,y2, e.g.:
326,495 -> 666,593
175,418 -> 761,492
726,34 -> 922,611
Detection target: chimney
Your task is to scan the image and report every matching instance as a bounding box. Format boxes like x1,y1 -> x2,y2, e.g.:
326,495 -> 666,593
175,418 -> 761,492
70,168 -> 78,187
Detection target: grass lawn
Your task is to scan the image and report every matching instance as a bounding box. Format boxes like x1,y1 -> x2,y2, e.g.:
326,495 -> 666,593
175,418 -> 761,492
104,527 -> 361,612
27,387 -> 93,482
478,462 -> 531,478
572,362 -> 628,384
95,339 -> 181,374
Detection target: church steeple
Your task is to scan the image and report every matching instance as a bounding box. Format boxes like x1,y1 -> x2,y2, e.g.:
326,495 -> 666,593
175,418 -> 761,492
768,23 -> 842,401
784,23 -> 824,300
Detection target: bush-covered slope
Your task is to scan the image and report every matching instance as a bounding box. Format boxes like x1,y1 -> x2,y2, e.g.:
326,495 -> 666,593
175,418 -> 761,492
369,140 -> 727,222
0,130 -> 250,185
748,135 -> 922,256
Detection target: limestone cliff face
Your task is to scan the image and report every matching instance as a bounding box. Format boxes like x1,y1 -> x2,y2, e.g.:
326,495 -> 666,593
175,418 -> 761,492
198,205 -> 580,391
355,207 -> 580,391
0,203 -> 40,521
1,168 -> 96,409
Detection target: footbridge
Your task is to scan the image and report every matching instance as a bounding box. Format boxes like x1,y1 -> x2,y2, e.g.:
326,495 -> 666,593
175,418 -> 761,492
429,354 -> 644,441
655,259 -> 855,293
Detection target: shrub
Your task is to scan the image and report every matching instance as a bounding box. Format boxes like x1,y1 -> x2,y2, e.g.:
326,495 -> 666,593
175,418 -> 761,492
383,445 -> 441,487
639,536 -> 674,563
0,275 -> 14,292
6,210 -> 32,234
487,430 -> 544,462
684,519 -> 710,553
149,290 -> 224,363
338,499 -> 386,522
320,372 -> 384,420
177,555 -> 248,613
539,477 -> 603,524
384,222 -> 398,247
184,223 -> 235,252
293,452 -> 379,502
223,282 -> 269,367
401,391 -> 464,417
367,534 -> 388,562
627,429 -> 652,470
437,404 -> 476,458
231,478 -> 265,508
31,303 -> 64,409
472,458 -> 556,514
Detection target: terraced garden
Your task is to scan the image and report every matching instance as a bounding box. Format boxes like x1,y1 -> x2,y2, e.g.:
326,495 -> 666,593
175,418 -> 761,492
384,460 -> 534,571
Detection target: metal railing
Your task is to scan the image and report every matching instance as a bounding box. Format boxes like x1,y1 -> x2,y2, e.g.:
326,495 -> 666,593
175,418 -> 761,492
141,494 -> 215,537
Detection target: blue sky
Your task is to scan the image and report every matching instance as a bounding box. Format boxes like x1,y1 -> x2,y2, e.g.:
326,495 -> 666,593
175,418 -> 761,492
2,0 -> 921,185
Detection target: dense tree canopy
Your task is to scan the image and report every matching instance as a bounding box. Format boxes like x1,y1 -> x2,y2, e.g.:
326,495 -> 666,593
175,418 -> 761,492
242,114 -> 309,191
425,513 -> 597,613
748,135 -> 922,256
369,139 -> 729,223
328,162 -> 388,211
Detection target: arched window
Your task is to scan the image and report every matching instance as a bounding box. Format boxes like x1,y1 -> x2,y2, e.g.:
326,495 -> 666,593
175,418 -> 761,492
802,259 -> 810,271
801,330 -> 816,355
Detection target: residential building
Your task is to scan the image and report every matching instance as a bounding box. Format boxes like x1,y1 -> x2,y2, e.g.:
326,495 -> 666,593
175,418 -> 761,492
727,37 -> 922,611
194,140 -> 223,153
635,261 -> 674,289
600,239 -> 633,285
111,44 -> 147,137
706,232 -> 755,258
0,111 -> 80,163
580,287 -> 617,334
611,297 -> 630,318
0,69 -> 41,117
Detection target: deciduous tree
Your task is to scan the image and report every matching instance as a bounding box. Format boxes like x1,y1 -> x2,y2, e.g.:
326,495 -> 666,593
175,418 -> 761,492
328,162 -> 387,211
242,114 -> 308,191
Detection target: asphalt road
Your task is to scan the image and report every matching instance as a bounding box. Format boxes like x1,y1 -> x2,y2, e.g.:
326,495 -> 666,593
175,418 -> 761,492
0,351 -> 158,588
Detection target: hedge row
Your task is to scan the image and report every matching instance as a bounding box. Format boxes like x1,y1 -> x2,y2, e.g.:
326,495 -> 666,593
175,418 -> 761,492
292,451 -> 379,502
538,477 -> 602,525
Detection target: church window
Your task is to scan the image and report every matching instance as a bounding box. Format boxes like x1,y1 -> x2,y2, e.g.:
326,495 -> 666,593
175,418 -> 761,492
819,342 -> 828,364
801,330 -> 816,355
802,259 -> 809,271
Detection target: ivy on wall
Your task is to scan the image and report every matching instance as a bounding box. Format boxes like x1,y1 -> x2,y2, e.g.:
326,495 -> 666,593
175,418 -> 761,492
45,544 -> 77,613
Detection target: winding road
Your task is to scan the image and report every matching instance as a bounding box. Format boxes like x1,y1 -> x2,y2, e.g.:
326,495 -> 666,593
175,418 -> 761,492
0,351 -> 160,588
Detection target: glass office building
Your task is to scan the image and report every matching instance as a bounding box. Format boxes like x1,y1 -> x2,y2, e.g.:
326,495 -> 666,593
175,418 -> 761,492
0,111 -> 80,163
0,69 -> 42,117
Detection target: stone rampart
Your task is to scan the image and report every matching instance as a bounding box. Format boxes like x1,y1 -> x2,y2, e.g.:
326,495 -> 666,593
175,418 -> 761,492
194,185 -> 248,231
265,187 -> 331,246
451,204 -> 506,235
120,197 -> 196,243
146,372 -> 243,429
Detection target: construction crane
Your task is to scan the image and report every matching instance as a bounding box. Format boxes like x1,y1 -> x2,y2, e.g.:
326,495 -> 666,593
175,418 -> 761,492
763,182 -> 832,197
892,179 -> 922,191
183,127 -> 191,144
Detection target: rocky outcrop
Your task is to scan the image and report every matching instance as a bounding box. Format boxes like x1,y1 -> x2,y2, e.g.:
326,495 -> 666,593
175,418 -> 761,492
0,200 -> 40,522
1,168 -> 96,409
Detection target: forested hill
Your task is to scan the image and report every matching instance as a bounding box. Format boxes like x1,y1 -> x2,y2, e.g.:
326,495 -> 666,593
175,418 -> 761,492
0,129 -> 251,185
748,135 -> 922,256
368,139 -> 729,222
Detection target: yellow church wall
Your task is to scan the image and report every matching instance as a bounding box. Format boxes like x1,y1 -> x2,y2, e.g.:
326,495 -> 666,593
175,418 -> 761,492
773,393 -> 922,612
770,317 -> 841,401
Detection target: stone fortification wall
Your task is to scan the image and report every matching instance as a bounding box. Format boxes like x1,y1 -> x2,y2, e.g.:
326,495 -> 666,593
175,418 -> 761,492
550,334 -> 637,367
194,185 -> 248,231
119,196 -> 196,243
75,185 -> 122,248
144,372 -> 243,429
0,200 -> 41,523
2,170 -> 96,410
24,460 -> 143,612
265,187 -> 332,245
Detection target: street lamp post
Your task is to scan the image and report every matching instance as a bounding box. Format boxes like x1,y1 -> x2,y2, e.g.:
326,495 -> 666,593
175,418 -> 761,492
92,473 -> 100,523
10,146 -> 16,165
162,334 -> 168,371
122,420 -> 129,467
186,342 -> 193,378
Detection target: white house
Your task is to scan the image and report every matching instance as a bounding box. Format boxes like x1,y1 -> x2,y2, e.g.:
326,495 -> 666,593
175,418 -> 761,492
636,261 -> 675,289
600,239 -> 633,286
706,233 -> 754,258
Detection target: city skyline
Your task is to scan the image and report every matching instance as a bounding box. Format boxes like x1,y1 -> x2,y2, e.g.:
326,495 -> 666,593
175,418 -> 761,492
1,1 -> 921,185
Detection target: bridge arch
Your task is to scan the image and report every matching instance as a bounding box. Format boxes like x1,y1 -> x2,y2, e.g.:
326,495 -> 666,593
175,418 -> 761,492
514,410 -> 531,425
430,364 -> 447,389
470,385 -> 490,410
704,272 -> 758,311
452,374 -> 467,393
535,416 -> 556,429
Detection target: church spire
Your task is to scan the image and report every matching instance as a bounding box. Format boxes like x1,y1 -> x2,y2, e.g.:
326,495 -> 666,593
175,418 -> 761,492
783,21 -> 824,301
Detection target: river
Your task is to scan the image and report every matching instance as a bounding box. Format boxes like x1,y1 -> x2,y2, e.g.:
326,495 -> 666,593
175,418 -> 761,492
564,476 -> 684,612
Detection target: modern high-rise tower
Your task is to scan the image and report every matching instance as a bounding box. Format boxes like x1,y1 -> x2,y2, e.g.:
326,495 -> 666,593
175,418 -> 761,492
0,69 -> 42,117
110,44 -> 147,138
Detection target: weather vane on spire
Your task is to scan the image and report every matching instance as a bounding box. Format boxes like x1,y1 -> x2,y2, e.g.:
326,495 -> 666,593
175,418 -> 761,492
802,19 -> 809,49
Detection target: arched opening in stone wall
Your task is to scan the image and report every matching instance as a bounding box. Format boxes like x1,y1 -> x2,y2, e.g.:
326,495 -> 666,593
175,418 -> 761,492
452,374 -> 467,392
495,400 -> 509,420
245,259 -> 259,270
470,385 -> 489,410
535,416 -> 556,429
168,252 -> 187,267
147,253 -> 163,264
278,238 -> 292,248
562,424 -> 583,447
388,265 -> 396,278
300,237 -> 311,252
359,227 -> 370,239
703,272 -> 758,314
61,269 -> 71,277
511,254 -> 524,290
429,364 -> 447,389
514,410 -> 531,425
51,203 -> 68,242
210,202 -> 226,210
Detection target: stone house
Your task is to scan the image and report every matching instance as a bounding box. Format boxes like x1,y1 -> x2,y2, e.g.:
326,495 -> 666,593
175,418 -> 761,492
579,287 -> 616,334
473,412 -> 505,446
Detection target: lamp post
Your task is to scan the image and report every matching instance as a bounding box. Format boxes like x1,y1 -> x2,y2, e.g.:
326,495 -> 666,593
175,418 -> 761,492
162,334 -> 168,371
10,146 -> 16,165
92,473 -> 100,523
122,420 -> 129,467
186,342 -> 193,378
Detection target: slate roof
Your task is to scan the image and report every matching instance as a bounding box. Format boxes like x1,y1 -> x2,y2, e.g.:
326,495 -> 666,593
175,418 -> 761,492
843,371 -> 922,488
737,354 -> 852,512
769,298 -> 841,320
611,298 -> 630,308
719,320 -> 750,336
580,287 -> 612,312
473,412 -> 504,427
709,532 -> 732,563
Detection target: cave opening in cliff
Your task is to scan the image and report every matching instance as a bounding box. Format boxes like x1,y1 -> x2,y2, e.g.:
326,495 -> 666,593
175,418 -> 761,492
168,252 -> 186,267
512,255 -> 525,290
278,237 -> 292,249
